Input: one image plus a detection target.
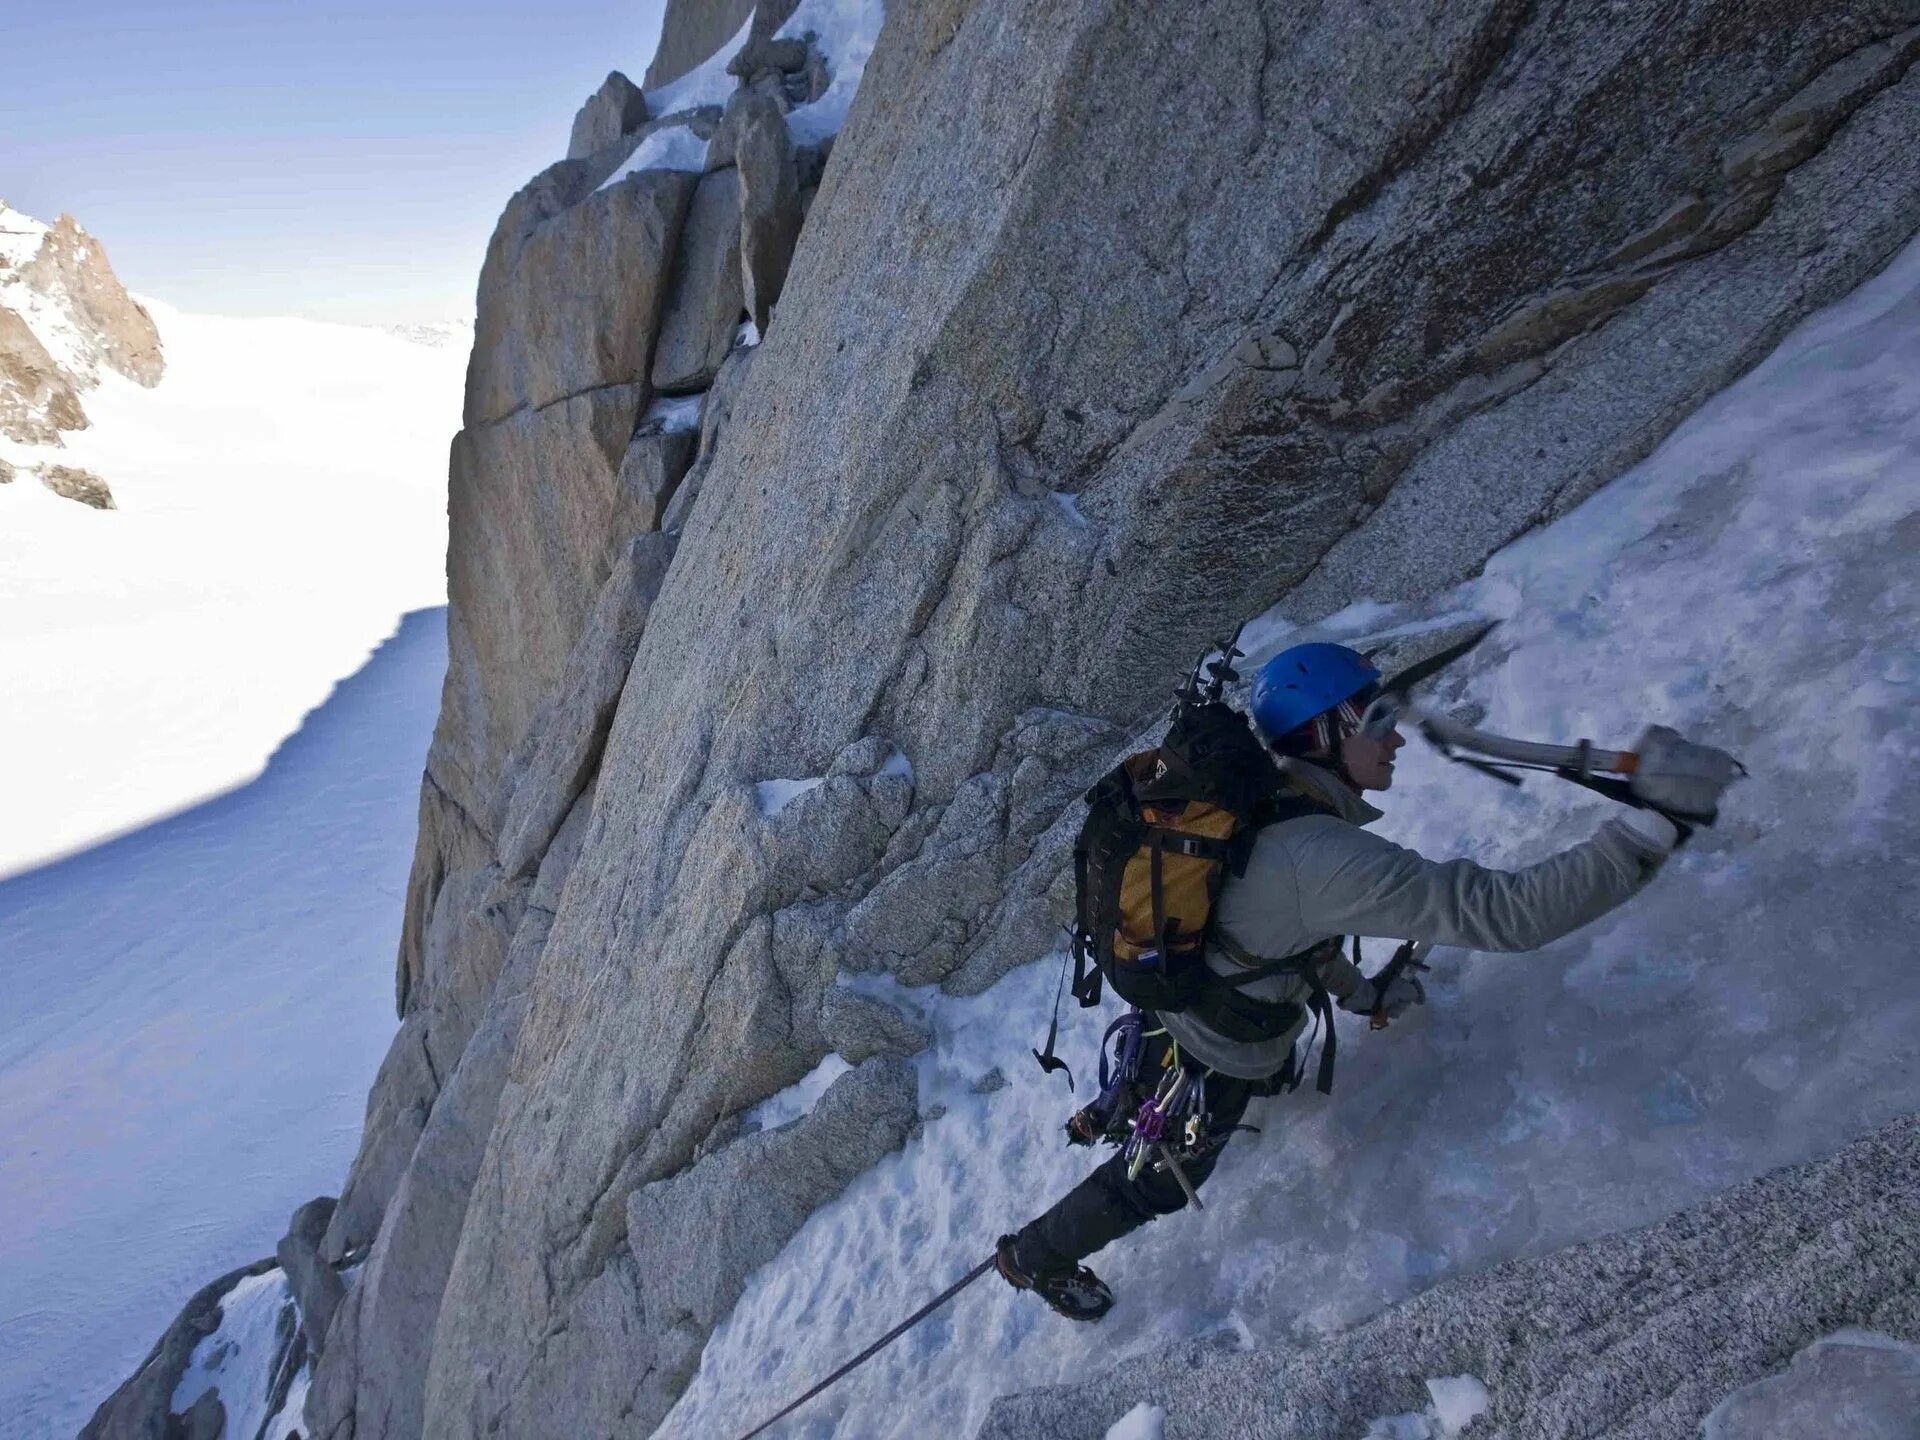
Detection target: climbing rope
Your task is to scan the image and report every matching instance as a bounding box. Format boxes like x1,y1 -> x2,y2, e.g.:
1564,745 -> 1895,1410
733,1253 -> 997,1439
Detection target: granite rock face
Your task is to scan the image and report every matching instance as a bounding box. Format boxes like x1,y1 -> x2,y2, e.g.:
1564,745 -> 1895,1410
568,71 -> 649,162
978,1114 -> 1920,1440
725,88 -> 802,331
277,1196 -> 346,1355
651,167 -> 746,393
282,3 -> 1920,1438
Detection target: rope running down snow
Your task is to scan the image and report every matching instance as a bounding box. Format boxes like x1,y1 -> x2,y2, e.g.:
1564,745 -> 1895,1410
733,1255 -> 997,1439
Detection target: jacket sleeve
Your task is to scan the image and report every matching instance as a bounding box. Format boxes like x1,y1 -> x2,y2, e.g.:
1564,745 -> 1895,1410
1283,815 -> 1668,954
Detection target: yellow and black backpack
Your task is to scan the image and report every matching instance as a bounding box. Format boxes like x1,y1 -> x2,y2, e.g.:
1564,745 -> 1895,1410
1039,642 -> 1347,1094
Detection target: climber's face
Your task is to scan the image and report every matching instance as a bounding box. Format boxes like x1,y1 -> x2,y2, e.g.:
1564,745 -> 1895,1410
1340,725 -> 1405,791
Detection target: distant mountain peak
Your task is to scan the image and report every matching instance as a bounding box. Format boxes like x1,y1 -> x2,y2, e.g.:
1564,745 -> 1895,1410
0,200 -> 164,451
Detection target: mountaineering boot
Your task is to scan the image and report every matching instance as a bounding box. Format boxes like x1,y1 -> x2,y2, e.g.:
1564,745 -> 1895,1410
995,1234 -> 1115,1322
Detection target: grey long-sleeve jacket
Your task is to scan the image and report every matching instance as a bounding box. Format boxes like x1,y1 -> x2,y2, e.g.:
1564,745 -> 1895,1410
1159,756 -> 1669,1079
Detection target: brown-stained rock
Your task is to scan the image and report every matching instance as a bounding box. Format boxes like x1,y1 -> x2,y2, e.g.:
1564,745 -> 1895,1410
434,381 -> 647,825
40,463 -> 115,509
463,167 -> 691,429
0,304 -> 88,443
22,214 -> 165,387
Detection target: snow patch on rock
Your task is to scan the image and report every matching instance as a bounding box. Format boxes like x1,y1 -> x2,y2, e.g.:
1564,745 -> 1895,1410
1703,1330 -> 1920,1440
1364,1374 -> 1492,1438
747,1053 -> 854,1131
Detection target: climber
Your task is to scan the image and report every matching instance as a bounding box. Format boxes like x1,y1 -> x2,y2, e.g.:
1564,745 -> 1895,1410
995,641 -> 1736,1321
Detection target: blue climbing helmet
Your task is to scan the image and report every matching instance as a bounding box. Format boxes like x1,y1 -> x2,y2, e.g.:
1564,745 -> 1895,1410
1248,643 -> 1381,747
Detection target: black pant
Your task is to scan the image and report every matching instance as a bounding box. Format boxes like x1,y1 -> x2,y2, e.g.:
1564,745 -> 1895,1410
1012,1029 -> 1259,1274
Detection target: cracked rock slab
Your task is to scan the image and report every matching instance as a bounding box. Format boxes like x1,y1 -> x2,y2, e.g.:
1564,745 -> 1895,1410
977,1114 -> 1920,1440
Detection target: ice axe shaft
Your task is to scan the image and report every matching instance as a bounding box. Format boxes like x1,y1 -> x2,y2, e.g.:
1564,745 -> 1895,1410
1366,940 -> 1433,1031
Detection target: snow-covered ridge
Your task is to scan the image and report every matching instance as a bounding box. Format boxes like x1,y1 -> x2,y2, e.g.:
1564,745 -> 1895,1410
593,0 -> 884,192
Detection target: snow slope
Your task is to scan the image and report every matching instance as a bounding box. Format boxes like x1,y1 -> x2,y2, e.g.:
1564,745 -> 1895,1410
0,306 -> 461,1436
0,301 -> 464,879
659,236 -> 1920,1437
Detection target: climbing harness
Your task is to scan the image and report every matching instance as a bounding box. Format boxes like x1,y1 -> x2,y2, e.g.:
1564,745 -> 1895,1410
732,1253 -> 997,1440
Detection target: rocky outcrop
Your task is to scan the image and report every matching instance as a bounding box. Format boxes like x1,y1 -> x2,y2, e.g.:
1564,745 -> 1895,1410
567,72 -> 649,162
1,202 -> 163,505
723,89 -> 801,331
20,213 -> 164,387
277,1197 -> 346,1356
78,1258 -> 275,1440
819,979 -> 933,1061
40,463 -> 115,509
463,169 -> 690,429
651,168 -> 745,393
485,1057 -> 918,1437
289,2 -> 1920,1437
978,1112 -> 1920,1440
0,303 -> 86,444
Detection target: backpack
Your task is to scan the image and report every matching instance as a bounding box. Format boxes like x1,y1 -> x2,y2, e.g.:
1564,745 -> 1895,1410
1033,638 -> 1347,1094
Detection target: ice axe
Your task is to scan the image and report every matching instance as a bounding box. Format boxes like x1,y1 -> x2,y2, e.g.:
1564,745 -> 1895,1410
1356,621 -> 1745,834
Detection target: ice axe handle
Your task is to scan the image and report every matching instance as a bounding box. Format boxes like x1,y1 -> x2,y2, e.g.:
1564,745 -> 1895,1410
1366,941 -> 1430,1030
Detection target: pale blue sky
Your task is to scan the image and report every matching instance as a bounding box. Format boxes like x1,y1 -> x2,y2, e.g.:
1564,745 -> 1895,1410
5,0 -> 669,325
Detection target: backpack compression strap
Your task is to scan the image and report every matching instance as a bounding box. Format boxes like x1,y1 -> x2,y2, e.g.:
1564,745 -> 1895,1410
1210,932 -> 1344,1094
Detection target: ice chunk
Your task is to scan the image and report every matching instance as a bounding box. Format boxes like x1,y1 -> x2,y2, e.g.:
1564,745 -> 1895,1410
747,1054 -> 854,1131
1704,1329 -> 1920,1439
640,392 -> 704,434
1104,1402 -> 1166,1440
756,775 -> 826,815
1360,1373 -> 1491,1438
1426,1375 -> 1491,1433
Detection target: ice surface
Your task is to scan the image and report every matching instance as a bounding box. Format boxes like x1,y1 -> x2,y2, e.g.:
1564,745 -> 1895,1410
1105,1401 -> 1167,1440
0,301 -> 459,1436
1704,1330 -> 1920,1439
778,0 -> 887,145
749,1054 -> 855,1131
596,124 -> 711,192
660,234 -> 1920,1439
